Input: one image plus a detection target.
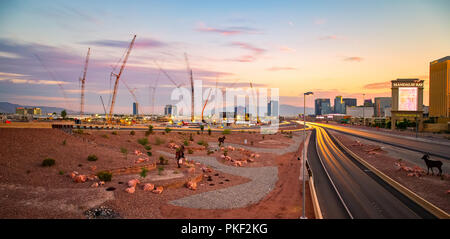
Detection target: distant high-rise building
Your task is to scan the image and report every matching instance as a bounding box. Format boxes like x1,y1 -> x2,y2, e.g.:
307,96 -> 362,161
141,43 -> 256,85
342,98 -> 357,114
334,96 -> 345,114
133,102 -> 139,115
364,99 -> 373,107
374,97 -> 392,117
429,56 -> 450,118
267,101 -> 271,116
164,105 -> 177,116
315,98 -> 331,115
270,100 -> 279,116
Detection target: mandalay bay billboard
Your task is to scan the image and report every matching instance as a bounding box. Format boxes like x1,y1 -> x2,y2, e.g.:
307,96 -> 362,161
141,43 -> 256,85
398,87 -> 418,111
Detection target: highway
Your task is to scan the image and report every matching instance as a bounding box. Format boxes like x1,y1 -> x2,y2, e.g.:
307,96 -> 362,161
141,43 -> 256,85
307,125 -> 436,219
309,122 -> 450,160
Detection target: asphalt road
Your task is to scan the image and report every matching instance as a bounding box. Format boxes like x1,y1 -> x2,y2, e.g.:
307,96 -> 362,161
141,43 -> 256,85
308,125 -> 435,219
309,122 -> 450,160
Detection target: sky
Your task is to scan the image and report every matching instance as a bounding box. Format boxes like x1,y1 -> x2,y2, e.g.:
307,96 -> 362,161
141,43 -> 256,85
0,0 -> 449,114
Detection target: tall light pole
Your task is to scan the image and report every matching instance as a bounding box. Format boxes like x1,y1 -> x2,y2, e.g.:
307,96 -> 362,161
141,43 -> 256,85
301,91 -> 313,219
362,93 -> 365,126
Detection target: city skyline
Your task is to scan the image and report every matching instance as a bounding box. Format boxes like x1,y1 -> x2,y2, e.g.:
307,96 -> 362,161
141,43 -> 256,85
1,0 -> 449,114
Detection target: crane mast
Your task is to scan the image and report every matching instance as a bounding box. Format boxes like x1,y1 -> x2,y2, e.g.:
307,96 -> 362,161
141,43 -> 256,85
184,53 -> 194,122
108,35 -> 136,122
80,48 -> 90,118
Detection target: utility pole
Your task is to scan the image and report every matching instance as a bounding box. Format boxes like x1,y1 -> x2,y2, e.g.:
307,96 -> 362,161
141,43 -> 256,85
362,93 -> 365,126
301,91 -> 313,219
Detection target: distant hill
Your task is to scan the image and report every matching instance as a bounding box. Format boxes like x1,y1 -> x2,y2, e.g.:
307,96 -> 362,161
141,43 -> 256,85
0,102 -> 75,114
280,104 -> 314,116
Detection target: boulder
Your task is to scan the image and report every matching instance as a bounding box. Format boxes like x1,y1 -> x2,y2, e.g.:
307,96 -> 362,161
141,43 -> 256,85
74,175 -> 87,183
152,186 -> 163,194
125,187 -> 135,194
128,179 -> 141,188
186,181 -> 197,190
143,183 -> 155,191
91,182 -> 99,188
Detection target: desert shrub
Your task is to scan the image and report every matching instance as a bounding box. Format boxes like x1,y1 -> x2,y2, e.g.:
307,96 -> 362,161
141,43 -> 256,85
208,128 -> 212,136
96,171 -> 112,182
138,138 -> 149,146
87,154 -> 98,161
196,131 -> 200,135
200,125 -> 204,133
146,151 -> 152,156
73,129 -> 84,134
165,127 -> 171,133
102,134 -> 109,138
183,140 -> 189,146
130,130 -> 135,136
159,156 -> 166,165
145,131 -> 151,136
189,134 -> 194,141
188,149 -> 194,154
154,137 -> 165,145
140,167 -> 148,178
223,149 -> 228,156
158,166 -> 164,175
207,150 -> 214,155
197,140 -> 208,147
58,170 -> 64,175
42,158 -> 55,167
148,125 -> 154,134
222,129 -> 231,135
120,147 -> 128,154
144,145 -> 152,150
112,131 -> 118,135
62,139 -> 66,146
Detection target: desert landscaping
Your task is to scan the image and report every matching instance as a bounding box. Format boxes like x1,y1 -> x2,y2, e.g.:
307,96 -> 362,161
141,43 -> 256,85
0,126 -> 313,219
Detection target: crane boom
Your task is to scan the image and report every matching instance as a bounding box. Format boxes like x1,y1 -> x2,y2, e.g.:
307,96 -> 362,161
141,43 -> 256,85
80,48 -> 90,118
184,53 -> 194,122
100,96 -> 107,115
108,35 -> 136,121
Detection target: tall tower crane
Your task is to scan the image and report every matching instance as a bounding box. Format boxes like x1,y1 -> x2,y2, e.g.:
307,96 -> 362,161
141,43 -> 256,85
184,53 -> 195,122
108,35 -> 136,122
79,48 -> 90,118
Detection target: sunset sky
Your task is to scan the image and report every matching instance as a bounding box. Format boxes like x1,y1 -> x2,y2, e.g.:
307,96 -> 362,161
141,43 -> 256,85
0,0 -> 449,114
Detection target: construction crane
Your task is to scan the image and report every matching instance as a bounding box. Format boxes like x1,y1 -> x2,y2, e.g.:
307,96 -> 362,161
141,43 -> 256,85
33,54 -> 70,109
79,48 -> 90,118
184,53 -> 195,122
100,96 -> 107,115
120,78 -> 140,116
149,72 -> 160,116
108,35 -> 136,122
249,81 -> 261,124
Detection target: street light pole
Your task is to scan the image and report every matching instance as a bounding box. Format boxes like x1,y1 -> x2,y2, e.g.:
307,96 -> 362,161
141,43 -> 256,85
362,93 -> 365,126
301,91 -> 313,219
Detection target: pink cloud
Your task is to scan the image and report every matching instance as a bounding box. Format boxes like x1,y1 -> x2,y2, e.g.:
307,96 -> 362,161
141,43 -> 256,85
266,67 -> 297,71
314,18 -> 327,25
343,56 -> 363,62
364,81 -> 391,89
195,23 -> 260,36
279,46 -> 296,52
227,42 -> 266,62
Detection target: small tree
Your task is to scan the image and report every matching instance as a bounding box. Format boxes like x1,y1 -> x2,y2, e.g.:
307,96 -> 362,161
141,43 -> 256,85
140,167 -> 149,178
208,128 -> 212,136
61,110 -> 67,119
148,125 -> 154,134
120,147 -> 128,159
165,127 -> 171,133
200,125 -> 204,133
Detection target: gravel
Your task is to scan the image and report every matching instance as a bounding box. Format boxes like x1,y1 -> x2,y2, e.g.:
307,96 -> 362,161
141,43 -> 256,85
84,206 -> 121,219
208,134 -> 303,155
158,151 -> 278,209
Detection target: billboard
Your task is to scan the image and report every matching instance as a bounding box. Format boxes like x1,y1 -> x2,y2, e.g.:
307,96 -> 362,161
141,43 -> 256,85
398,87 -> 418,111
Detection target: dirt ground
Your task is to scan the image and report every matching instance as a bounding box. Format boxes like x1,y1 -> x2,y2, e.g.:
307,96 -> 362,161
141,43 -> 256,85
0,127 -> 313,219
331,131 -> 450,214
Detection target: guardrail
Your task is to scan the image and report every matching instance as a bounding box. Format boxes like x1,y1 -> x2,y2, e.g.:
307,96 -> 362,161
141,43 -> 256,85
305,159 -> 323,219
332,131 -> 450,219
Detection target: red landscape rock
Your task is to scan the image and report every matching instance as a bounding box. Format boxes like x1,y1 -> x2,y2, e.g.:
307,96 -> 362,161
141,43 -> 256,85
152,186 -> 163,194
125,187 -> 135,194
186,181 -> 197,190
73,175 -> 87,183
128,179 -> 140,188
143,183 -> 155,191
